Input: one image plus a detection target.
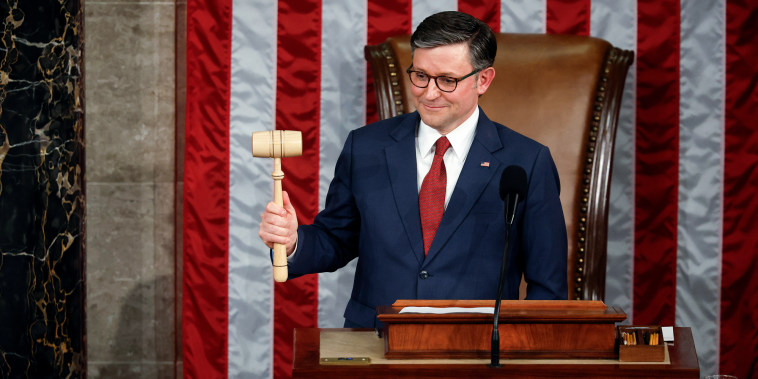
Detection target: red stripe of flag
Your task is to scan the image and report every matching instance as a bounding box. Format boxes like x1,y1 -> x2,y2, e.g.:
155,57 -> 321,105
182,0 -> 232,377
546,0 -> 591,36
633,0 -> 680,326
722,1 -> 758,378
274,1 -> 322,378
366,0 -> 412,125
458,0 -> 501,33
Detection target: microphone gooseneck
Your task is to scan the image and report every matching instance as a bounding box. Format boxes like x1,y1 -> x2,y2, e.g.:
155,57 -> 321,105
490,165 -> 527,368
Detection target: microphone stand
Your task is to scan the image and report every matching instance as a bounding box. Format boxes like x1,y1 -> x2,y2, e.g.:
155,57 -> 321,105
490,193 -> 518,368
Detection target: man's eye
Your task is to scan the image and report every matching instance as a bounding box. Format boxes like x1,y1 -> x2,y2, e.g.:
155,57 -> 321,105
438,77 -> 457,86
415,72 -> 428,80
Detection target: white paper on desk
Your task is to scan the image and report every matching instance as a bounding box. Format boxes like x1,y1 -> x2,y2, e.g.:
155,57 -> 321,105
399,306 -> 495,314
662,326 -> 674,342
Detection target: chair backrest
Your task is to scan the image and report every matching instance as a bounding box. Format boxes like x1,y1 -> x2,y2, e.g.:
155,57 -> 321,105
365,34 -> 633,301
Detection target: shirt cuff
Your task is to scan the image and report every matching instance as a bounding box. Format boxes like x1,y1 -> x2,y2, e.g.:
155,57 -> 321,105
268,234 -> 299,263
287,238 -> 299,262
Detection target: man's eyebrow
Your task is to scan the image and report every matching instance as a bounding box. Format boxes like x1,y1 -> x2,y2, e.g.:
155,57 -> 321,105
411,68 -> 458,77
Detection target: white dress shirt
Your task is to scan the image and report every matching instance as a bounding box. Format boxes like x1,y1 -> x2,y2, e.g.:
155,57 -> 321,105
415,107 -> 479,208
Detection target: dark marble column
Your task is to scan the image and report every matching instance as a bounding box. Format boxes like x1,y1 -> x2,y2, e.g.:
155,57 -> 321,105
0,1 -> 85,377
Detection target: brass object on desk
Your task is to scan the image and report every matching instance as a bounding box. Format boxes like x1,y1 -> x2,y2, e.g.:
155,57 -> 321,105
618,325 -> 665,362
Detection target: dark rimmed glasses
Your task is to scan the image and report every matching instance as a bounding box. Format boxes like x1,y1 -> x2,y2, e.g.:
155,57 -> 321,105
406,66 -> 482,93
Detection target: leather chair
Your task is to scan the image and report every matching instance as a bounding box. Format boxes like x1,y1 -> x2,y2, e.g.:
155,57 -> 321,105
365,34 -> 634,300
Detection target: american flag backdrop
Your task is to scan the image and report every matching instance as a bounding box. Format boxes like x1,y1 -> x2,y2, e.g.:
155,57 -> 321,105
182,1 -> 758,378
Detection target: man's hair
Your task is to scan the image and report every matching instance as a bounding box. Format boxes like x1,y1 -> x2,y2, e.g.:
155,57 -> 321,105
410,11 -> 497,72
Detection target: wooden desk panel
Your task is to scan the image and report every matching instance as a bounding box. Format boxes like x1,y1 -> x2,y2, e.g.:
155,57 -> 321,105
378,300 -> 627,359
292,327 -> 699,378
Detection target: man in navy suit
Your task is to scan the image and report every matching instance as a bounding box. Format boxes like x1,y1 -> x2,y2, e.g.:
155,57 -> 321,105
259,11 -> 567,328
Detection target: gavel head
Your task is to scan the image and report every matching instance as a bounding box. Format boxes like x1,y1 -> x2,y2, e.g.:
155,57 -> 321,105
252,130 -> 303,158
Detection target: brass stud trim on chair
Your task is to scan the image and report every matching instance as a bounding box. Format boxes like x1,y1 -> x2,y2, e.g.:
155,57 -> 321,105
574,48 -> 616,300
379,44 -> 406,116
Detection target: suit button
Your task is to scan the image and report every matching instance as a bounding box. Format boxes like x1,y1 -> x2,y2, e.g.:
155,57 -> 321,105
419,270 -> 429,280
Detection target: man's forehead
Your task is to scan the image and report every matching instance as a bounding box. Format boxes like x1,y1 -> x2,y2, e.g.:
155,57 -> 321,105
412,44 -> 472,72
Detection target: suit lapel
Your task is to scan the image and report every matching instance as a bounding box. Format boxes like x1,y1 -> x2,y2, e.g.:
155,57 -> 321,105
385,113 -> 426,265
424,111 -> 503,263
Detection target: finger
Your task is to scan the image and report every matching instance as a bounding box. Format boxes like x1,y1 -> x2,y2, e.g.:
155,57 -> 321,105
260,210 -> 287,240
257,225 -> 275,249
264,200 -> 287,218
258,222 -> 293,246
259,229 -> 290,246
260,219 -> 292,238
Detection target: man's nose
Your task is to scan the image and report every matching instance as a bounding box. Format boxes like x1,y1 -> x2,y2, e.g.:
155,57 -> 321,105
423,80 -> 442,99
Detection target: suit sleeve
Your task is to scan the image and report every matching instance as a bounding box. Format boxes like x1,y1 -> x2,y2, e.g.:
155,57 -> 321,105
287,131 -> 361,277
521,146 -> 569,300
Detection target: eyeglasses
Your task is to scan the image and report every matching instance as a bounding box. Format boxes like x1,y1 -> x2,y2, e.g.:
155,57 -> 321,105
406,66 -> 481,93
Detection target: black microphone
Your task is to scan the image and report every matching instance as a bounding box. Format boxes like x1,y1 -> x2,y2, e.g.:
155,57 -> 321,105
490,165 -> 527,368
499,165 -> 528,225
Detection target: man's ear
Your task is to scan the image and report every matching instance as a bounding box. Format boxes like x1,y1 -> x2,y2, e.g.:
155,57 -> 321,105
476,67 -> 496,95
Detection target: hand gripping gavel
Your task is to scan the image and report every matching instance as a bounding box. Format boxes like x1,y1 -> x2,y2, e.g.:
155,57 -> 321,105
252,130 -> 302,282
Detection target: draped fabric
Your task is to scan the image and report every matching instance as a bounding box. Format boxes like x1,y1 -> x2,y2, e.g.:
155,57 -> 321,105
183,1 -> 758,378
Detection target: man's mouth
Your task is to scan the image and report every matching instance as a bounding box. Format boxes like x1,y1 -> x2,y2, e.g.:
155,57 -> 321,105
420,103 -> 446,111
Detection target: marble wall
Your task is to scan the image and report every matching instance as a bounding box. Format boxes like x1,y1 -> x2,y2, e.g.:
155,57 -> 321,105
85,0 -> 184,378
0,1 -> 85,377
0,1 -> 184,376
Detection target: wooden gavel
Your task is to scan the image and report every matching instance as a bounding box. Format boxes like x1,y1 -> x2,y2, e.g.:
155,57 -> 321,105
252,130 -> 302,282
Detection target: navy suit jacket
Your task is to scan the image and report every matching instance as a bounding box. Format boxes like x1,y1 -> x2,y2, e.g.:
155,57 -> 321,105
289,109 -> 567,328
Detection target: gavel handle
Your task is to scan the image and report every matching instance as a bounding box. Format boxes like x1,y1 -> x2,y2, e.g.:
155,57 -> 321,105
272,157 -> 288,282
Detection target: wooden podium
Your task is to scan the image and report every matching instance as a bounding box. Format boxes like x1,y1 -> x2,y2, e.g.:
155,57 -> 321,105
292,327 -> 700,378
377,300 -> 626,360
293,301 -> 700,378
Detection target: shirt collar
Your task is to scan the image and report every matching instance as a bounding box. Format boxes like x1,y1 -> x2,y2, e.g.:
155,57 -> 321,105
417,107 -> 479,162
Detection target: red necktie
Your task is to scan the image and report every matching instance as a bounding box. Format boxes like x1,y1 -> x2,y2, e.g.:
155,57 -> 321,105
419,136 -> 451,255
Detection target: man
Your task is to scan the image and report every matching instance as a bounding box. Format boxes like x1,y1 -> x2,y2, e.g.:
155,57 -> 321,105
259,11 -> 567,328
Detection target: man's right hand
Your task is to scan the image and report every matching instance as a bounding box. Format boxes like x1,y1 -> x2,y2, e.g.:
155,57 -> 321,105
258,190 -> 298,256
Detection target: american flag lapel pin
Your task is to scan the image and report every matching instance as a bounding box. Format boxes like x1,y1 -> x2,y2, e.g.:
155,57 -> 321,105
480,162 -> 490,167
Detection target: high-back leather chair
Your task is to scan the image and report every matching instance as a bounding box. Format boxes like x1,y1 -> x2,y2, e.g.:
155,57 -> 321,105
365,34 -> 633,300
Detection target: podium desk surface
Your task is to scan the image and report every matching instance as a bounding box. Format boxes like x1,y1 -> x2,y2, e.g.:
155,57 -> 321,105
292,327 -> 699,379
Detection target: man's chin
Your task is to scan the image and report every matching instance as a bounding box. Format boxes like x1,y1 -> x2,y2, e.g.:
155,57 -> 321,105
418,110 -> 446,128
